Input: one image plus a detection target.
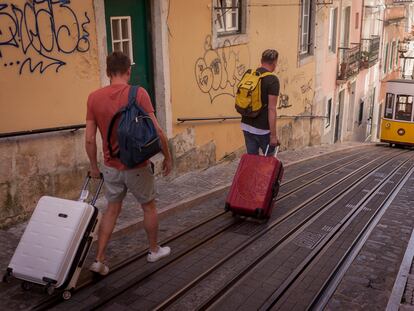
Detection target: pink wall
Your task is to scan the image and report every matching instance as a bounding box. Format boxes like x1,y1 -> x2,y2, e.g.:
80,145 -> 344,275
350,0 -> 363,44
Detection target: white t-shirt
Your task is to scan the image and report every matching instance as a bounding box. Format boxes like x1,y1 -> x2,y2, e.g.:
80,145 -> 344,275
241,122 -> 270,135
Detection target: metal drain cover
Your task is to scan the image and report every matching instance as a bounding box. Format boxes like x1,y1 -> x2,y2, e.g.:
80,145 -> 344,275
293,231 -> 326,249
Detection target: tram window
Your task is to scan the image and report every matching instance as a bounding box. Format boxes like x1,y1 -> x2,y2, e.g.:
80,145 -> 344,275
395,95 -> 413,121
384,93 -> 394,118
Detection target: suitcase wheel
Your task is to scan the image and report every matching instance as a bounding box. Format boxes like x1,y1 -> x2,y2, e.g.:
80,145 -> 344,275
45,284 -> 55,295
21,281 -> 33,291
255,208 -> 264,219
272,182 -> 280,198
62,290 -> 72,300
2,272 -> 12,283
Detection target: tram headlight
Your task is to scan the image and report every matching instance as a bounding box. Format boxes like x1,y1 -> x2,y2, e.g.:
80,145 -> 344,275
397,128 -> 405,136
385,122 -> 391,128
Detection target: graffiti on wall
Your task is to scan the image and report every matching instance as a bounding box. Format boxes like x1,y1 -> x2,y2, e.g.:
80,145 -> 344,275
275,56 -> 292,109
0,0 -> 91,74
195,35 -> 250,104
272,56 -> 315,111
193,38 -> 315,111
291,72 -> 314,112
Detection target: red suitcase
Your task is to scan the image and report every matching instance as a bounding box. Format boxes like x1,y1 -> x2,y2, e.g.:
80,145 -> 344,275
225,151 -> 284,219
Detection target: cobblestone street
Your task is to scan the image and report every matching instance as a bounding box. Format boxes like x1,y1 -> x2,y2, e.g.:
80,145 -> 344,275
3,143 -> 414,310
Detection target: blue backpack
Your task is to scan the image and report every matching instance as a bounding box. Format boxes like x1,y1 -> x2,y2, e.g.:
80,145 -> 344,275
107,85 -> 162,168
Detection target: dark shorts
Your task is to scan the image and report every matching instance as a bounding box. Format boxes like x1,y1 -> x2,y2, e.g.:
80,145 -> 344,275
243,131 -> 276,156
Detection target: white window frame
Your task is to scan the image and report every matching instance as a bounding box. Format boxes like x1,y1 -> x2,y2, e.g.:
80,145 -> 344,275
300,0 -> 311,55
110,16 -> 134,64
214,0 -> 241,35
341,6 -> 351,48
328,8 -> 338,54
390,40 -> 395,71
212,0 -> 249,49
384,42 -> 389,74
326,98 -> 333,128
395,39 -> 399,68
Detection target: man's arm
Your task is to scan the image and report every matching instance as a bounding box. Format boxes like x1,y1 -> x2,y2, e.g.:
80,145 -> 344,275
148,113 -> 172,176
268,94 -> 279,146
85,120 -> 100,177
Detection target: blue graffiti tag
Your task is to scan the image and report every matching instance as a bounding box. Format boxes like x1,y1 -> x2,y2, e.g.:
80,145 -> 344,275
0,0 -> 91,74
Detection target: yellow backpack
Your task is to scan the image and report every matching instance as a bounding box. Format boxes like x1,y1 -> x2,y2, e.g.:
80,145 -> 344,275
235,70 -> 274,118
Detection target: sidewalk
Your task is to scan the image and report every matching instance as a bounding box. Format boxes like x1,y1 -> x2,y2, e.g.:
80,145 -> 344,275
0,142 -> 366,273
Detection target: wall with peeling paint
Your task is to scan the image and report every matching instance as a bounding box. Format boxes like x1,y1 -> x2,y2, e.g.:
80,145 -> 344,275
0,0 -> 100,226
0,0 -> 319,226
0,132 -> 99,228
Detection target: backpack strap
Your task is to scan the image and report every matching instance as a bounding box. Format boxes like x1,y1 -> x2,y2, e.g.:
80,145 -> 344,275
127,85 -> 139,107
259,72 -> 275,79
107,85 -> 140,158
240,69 -> 252,81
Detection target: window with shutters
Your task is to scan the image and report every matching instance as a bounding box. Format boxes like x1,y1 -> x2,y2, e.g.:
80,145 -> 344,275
328,8 -> 338,53
214,0 -> 241,35
212,0 -> 249,48
300,0 -> 315,57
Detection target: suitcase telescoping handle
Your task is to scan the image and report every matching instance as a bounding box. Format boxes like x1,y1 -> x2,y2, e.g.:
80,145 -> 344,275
79,172 -> 104,206
264,144 -> 280,157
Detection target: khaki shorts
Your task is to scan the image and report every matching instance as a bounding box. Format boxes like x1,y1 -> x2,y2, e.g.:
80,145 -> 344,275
102,164 -> 155,204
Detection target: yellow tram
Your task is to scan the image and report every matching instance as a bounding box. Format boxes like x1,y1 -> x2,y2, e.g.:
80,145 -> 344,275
380,79 -> 414,146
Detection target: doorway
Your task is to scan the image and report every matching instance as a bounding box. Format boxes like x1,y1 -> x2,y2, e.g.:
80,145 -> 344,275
104,0 -> 155,103
334,90 -> 345,142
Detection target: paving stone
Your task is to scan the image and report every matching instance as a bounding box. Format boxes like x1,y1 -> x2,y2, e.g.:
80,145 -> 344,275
327,167 -> 414,310
0,142 -> 373,310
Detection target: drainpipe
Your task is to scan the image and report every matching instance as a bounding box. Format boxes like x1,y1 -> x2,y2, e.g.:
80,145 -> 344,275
359,0 -> 364,44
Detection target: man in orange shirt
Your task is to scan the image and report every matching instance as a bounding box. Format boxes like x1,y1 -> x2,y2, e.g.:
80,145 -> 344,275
85,51 -> 172,275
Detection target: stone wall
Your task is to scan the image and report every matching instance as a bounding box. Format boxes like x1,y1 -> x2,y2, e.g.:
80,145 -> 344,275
0,128 -> 219,228
0,131 -> 90,228
278,116 -> 322,151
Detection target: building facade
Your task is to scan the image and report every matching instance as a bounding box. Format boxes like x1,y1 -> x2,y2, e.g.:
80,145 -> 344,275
315,0 -> 384,145
1,0 -> 413,226
0,0 -> 318,226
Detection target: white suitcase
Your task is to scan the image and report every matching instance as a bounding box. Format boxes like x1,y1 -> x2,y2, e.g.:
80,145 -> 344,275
3,174 -> 103,300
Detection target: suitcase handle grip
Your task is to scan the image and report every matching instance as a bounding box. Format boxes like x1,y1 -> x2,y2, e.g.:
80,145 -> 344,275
79,172 -> 104,206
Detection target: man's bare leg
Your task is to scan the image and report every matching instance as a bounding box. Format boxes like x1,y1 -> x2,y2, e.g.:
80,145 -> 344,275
141,200 -> 158,252
96,201 -> 122,262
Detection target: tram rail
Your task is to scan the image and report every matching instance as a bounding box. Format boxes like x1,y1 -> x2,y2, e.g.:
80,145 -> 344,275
259,155 -> 414,310
26,146 -> 405,311
29,147 -> 373,310
152,150 -> 409,311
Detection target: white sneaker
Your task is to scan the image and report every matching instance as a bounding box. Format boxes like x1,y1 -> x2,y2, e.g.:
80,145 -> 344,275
89,260 -> 109,276
147,246 -> 171,263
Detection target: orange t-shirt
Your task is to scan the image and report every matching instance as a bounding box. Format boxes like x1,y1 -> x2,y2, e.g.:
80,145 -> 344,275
86,84 -> 155,170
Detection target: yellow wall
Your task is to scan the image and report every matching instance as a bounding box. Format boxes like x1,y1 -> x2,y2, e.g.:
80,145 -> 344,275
0,0 -> 100,133
168,0 -> 316,159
